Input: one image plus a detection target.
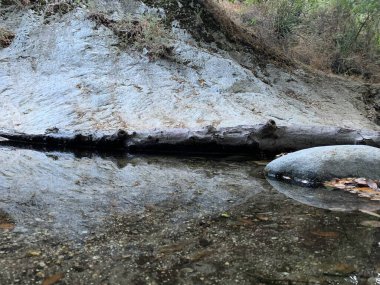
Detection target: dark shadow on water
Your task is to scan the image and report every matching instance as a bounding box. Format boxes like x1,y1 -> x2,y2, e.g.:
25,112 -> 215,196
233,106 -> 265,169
0,140 -> 277,161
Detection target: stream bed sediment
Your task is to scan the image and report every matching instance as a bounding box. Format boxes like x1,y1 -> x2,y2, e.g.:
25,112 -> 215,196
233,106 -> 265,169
0,147 -> 379,284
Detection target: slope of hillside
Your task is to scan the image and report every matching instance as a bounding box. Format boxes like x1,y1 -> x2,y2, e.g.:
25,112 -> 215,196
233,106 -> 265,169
0,0 -> 379,135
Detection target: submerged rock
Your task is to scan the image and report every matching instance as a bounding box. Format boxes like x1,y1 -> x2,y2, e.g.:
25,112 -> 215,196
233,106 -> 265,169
265,145 -> 380,183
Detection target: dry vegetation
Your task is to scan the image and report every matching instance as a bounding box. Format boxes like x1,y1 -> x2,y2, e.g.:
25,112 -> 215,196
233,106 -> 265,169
0,0 -> 85,16
0,27 -> 14,48
88,13 -> 173,60
215,0 -> 380,82
0,0 -> 173,59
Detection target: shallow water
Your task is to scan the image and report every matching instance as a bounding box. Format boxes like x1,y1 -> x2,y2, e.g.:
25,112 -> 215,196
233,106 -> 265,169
0,147 -> 379,284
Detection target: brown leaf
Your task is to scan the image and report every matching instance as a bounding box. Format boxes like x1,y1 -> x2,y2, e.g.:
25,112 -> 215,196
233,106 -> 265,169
332,263 -> 356,275
198,79 -> 206,87
311,231 -> 339,238
41,273 -> 64,285
256,214 -> 270,221
0,223 -> 15,230
187,250 -> 214,262
236,217 -> 254,226
159,241 -> 192,254
324,178 -> 380,200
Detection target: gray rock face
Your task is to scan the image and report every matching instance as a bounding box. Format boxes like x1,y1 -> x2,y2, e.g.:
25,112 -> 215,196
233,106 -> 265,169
0,0 -> 378,134
265,145 -> 380,183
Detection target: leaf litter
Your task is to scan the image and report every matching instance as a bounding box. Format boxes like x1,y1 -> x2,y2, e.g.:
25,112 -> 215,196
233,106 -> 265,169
324,178 -> 380,201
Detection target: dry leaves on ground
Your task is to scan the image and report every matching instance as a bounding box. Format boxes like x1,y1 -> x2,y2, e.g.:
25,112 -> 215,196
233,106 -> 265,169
41,273 -> 64,285
324,178 -> 380,201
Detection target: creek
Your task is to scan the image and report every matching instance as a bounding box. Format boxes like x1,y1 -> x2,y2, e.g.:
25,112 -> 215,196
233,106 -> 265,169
0,146 -> 379,284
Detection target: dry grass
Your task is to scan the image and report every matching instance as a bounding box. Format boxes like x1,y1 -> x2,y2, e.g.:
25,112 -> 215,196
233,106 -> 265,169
88,13 -> 173,60
1,0 -> 83,16
0,27 -> 15,48
213,0 -> 380,83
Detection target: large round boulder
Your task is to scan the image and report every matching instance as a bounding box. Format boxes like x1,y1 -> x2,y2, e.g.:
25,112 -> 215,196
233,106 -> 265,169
264,145 -> 380,184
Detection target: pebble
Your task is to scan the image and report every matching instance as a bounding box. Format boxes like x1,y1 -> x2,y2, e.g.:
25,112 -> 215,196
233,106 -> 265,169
35,272 -> 45,278
181,268 -> 194,273
27,250 -> 41,257
38,261 -> 46,268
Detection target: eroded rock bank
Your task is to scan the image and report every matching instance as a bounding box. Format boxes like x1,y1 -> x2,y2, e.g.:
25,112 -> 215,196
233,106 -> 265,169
0,0 -> 379,136
2,121 -> 380,154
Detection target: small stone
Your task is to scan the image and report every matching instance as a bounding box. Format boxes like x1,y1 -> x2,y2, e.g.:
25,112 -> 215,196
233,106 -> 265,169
36,272 -> 45,278
366,277 -> 378,285
199,238 -> 212,247
38,261 -> 46,268
181,268 -> 194,274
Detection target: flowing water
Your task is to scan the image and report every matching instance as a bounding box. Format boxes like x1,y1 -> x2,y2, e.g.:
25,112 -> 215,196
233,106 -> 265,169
0,146 -> 379,284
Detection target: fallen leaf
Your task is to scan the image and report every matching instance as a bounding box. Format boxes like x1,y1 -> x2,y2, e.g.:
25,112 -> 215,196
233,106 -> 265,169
311,231 -> 339,238
332,263 -> 356,275
354,178 -> 368,185
359,209 -> 380,218
159,241 -> 192,254
220,213 -> 230,218
0,223 -> 15,230
367,179 -> 378,190
324,178 -> 380,200
42,273 -> 64,285
27,250 -> 41,257
360,220 -> 380,227
253,160 -> 270,166
256,214 -> 270,221
236,217 -> 254,225
187,250 -> 214,262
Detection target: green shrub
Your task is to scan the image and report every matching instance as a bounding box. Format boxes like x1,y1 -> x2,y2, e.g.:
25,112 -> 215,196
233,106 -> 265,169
218,0 -> 380,80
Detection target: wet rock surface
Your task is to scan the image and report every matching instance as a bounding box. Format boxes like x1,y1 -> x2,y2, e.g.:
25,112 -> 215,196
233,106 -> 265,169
265,145 -> 380,183
0,147 -> 379,284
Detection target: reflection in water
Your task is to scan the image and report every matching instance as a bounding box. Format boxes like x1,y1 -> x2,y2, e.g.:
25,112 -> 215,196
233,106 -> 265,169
0,147 -> 379,284
267,178 -> 380,212
0,147 -> 265,238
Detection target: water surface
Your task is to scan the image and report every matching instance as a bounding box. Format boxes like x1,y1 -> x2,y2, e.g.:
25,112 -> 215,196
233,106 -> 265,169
0,147 -> 379,284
